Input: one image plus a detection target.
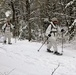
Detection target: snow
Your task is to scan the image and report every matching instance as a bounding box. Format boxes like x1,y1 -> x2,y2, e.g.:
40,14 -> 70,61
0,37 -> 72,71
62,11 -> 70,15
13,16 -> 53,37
0,39 -> 76,75
5,11 -> 11,17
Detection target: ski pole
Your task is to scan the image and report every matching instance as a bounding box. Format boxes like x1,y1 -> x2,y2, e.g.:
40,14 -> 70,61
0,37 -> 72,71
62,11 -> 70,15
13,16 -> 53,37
38,38 -> 48,52
14,26 -> 17,43
61,29 -> 64,54
62,32 -> 63,54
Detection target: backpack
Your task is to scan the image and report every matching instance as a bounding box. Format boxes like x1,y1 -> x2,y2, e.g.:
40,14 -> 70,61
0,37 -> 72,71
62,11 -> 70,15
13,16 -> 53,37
50,22 -> 58,36
43,21 -> 51,32
50,22 -> 57,32
3,24 -> 12,32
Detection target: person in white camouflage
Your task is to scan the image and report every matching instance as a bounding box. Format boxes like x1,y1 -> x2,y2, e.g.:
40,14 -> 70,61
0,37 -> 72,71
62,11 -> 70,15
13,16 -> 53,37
2,19 -> 14,44
45,17 -> 63,55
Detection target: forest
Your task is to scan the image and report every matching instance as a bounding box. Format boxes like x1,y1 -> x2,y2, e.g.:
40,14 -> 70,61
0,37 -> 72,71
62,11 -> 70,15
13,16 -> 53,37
0,0 -> 76,42
0,1 -> 76,75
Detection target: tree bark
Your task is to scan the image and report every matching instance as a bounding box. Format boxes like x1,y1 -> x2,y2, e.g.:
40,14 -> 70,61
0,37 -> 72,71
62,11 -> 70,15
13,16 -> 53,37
26,0 -> 31,41
11,1 -> 15,22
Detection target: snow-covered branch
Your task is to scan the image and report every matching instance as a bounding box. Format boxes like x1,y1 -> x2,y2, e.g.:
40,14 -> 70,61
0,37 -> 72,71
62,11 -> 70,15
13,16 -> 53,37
65,0 -> 76,9
54,12 -> 75,18
69,19 -> 76,28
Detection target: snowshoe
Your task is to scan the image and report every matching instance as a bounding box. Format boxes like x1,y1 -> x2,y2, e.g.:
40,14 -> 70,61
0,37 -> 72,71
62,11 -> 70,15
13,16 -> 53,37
54,51 -> 62,55
47,49 -> 53,53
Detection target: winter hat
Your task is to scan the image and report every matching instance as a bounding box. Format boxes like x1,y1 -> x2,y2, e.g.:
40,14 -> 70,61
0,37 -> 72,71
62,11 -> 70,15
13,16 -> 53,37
51,17 -> 58,22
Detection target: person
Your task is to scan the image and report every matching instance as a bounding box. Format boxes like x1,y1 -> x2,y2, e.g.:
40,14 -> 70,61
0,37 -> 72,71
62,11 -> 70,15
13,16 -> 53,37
2,19 -> 14,44
45,17 -> 63,55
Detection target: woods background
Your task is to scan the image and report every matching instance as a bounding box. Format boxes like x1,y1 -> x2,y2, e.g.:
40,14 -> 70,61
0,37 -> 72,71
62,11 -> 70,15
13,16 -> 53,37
0,0 -> 76,41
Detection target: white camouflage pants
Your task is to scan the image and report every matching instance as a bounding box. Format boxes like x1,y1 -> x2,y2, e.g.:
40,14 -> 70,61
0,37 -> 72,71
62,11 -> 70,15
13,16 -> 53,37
4,32 -> 11,43
47,36 -> 58,52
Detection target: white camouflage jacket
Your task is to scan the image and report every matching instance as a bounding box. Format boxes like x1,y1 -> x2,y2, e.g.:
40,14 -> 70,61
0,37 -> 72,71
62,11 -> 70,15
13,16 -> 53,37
45,22 -> 61,37
2,23 -> 14,32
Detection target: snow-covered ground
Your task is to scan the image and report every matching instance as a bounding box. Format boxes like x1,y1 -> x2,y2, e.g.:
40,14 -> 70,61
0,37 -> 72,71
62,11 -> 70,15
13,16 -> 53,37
0,39 -> 76,75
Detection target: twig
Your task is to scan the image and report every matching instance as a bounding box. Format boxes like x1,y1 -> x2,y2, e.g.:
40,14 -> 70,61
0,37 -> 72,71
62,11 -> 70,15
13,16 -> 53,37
0,46 -> 6,51
5,68 -> 16,75
0,72 -> 4,75
51,63 -> 60,75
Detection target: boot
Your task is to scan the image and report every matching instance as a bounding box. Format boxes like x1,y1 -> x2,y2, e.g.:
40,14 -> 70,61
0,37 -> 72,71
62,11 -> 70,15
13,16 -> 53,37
4,40 -> 6,44
47,49 -> 53,53
8,42 -> 12,44
54,51 -> 62,55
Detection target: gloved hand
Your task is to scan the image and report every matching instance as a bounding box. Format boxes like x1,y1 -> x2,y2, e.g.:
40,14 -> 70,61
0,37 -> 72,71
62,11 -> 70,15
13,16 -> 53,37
48,34 -> 51,37
14,26 -> 15,29
61,29 -> 64,32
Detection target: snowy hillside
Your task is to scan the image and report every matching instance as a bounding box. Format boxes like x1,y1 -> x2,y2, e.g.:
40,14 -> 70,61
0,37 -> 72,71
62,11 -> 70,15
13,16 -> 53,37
0,39 -> 76,75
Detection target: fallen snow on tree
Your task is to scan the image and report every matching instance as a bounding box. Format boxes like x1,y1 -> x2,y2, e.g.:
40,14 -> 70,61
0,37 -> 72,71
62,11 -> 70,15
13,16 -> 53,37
65,0 -> 76,9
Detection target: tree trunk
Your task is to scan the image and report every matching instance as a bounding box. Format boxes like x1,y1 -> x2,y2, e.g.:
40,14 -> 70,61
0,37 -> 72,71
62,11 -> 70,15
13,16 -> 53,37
10,1 -> 16,37
45,0 -> 50,20
26,0 -> 31,41
11,1 -> 15,22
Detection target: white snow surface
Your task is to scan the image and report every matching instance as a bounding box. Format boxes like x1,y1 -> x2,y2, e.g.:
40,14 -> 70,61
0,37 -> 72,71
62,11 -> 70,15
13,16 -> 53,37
0,39 -> 76,75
